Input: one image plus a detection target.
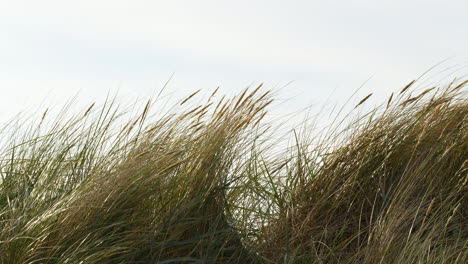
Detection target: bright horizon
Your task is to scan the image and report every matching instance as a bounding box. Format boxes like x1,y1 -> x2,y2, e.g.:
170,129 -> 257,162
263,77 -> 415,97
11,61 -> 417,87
1,0 -> 467,126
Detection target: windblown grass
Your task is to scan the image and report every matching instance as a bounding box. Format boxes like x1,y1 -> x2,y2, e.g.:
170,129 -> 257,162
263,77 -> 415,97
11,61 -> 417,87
0,79 -> 466,263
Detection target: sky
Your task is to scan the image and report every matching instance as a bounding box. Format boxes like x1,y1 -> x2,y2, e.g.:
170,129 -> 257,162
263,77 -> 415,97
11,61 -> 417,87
1,0 -> 467,127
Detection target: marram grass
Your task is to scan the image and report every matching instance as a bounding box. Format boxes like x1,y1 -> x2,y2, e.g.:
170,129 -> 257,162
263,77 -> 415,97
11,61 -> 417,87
0,80 -> 466,263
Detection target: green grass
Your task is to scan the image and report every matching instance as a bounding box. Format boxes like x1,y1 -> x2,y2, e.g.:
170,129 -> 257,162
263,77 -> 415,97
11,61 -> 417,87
0,79 -> 466,263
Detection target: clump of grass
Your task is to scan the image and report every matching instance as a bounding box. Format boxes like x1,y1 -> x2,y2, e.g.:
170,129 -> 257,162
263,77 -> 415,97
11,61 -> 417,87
0,87 -> 270,263
248,79 -> 467,263
0,79 -> 466,263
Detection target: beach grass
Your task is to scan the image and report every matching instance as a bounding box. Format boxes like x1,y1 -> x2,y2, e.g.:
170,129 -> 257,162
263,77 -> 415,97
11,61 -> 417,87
0,79 -> 466,263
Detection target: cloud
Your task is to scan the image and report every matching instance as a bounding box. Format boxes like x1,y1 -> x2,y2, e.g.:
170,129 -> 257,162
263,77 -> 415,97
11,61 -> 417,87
2,1 -> 466,72
0,0 -> 466,125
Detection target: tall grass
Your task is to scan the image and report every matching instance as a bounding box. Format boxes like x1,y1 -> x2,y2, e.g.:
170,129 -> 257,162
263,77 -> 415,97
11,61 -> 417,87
0,79 -> 466,263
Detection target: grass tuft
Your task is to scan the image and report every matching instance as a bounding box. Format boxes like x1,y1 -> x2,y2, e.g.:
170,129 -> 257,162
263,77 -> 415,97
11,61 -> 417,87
1,79 -> 466,263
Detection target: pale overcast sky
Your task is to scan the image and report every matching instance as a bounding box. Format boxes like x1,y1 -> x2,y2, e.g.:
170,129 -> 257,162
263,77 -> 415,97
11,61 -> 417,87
1,0 -> 467,126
